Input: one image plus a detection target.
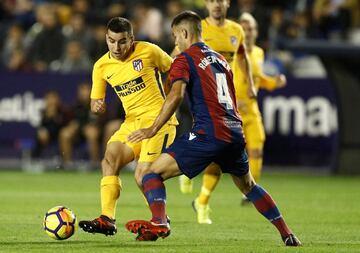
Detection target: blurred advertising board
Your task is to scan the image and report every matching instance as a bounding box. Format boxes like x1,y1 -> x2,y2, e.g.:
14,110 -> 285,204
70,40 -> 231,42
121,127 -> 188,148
258,77 -> 338,168
0,73 -> 337,168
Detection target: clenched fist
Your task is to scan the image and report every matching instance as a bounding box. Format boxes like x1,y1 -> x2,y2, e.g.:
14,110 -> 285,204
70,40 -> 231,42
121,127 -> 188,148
91,99 -> 106,114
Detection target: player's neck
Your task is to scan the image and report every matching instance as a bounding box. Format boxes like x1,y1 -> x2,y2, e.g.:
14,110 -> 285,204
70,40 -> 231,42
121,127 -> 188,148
246,43 -> 254,53
207,16 -> 226,27
188,36 -> 203,49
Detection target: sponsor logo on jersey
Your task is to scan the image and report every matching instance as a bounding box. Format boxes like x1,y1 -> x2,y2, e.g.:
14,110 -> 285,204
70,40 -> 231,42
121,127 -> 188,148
133,59 -> 143,72
114,76 -> 146,97
106,73 -> 115,80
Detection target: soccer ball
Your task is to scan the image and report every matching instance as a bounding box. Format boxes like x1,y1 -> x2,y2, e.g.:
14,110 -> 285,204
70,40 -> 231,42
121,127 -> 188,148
43,206 -> 76,240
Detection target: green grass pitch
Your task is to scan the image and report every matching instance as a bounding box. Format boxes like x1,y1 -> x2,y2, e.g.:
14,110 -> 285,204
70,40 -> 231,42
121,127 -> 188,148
0,170 -> 359,253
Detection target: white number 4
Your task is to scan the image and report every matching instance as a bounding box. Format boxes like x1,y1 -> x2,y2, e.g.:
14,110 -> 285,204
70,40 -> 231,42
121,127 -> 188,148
216,73 -> 233,109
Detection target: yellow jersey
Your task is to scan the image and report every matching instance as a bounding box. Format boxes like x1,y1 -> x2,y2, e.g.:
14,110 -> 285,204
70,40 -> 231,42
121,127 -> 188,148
201,18 -> 244,64
236,45 -> 277,101
91,41 -> 177,124
201,19 -> 249,102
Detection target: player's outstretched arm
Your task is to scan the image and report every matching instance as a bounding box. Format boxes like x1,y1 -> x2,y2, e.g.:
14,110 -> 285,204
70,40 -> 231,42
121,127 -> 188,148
258,73 -> 287,91
90,99 -> 106,114
237,43 -> 257,98
128,80 -> 186,143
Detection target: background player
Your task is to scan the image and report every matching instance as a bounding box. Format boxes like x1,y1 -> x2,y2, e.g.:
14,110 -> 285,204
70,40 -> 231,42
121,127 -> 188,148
125,11 -> 301,246
238,12 -> 287,204
179,0 -> 256,225
78,17 -> 177,236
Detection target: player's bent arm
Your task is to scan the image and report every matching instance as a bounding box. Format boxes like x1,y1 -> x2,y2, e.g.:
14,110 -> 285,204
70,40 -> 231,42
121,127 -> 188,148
163,76 -> 172,95
127,80 -> 186,143
151,80 -> 186,133
90,99 -> 106,114
237,43 -> 257,98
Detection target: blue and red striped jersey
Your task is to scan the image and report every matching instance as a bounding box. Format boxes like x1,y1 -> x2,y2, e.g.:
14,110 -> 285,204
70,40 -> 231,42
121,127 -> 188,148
169,42 -> 244,143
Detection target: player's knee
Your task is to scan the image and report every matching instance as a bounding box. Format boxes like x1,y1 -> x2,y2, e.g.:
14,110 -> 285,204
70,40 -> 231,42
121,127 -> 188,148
234,173 -> 256,195
101,154 -> 117,176
135,166 -> 153,186
136,171 -> 152,186
241,178 -> 256,194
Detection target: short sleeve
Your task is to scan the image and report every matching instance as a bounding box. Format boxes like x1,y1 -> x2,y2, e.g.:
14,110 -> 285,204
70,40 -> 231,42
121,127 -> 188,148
90,62 -> 107,99
152,44 -> 173,73
169,54 -> 190,85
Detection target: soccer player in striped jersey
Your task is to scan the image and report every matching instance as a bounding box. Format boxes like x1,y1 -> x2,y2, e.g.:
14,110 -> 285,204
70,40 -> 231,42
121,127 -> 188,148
78,17 -> 178,236
180,0 -> 256,225
125,11 -> 301,246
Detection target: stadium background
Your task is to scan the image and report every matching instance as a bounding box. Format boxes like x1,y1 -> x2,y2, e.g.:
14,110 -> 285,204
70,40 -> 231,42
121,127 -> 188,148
1,1 -> 360,252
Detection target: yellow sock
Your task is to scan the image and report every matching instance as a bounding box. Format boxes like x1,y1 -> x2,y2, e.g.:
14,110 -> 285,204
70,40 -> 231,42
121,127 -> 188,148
100,176 -> 122,219
249,157 -> 263,183
198,174 -> 220,205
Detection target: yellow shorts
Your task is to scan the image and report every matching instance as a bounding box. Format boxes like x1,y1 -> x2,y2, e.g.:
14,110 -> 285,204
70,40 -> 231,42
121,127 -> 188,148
108,117 -> 176,163
239,101 -> 265,150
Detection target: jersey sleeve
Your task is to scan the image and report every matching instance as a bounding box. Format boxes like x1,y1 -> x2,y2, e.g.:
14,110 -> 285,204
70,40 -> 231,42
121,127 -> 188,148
169,54 -> 190,85
152,44 -> 173,73
258,75 -> 277,91
90,61 -> 107,99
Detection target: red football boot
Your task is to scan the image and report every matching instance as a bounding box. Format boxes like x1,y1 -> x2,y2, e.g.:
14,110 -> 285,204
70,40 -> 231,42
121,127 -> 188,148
125,219 -> 170,241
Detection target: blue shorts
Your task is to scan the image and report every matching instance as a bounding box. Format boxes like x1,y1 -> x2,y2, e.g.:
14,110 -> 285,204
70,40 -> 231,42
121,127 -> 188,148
164,132 -> 249,179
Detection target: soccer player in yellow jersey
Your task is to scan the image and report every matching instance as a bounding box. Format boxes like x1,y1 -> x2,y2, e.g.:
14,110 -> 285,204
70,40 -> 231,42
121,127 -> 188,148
78,17 -> 177,236
238,12 -> 286,205
178,0 -> 257,225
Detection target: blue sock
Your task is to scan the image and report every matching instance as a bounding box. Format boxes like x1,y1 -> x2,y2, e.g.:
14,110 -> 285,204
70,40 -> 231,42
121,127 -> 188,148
246,185 -> 291,237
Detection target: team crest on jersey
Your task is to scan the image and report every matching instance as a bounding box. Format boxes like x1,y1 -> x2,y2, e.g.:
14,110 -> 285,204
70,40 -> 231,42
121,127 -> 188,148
132,59 -> 143,72
230,36 -> 237,46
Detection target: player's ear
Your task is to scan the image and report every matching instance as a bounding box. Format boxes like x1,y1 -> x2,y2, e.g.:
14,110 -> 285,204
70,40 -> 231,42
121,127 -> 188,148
129,34 -> 135,43
182,28 -> 188,39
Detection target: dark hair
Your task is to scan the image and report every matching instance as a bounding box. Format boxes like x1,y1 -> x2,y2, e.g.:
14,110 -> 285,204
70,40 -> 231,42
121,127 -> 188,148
171,11 -> 202,35
107,17 -> 133,34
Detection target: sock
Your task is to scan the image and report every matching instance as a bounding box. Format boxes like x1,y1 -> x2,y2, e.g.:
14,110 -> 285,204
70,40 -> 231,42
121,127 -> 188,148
198,173 -> 220,205
100,176 -> 121,220
142,173 -> 167,224
249,157 -> 263,183
246,184 -> 292,237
